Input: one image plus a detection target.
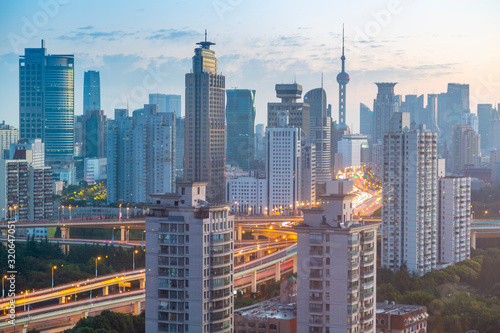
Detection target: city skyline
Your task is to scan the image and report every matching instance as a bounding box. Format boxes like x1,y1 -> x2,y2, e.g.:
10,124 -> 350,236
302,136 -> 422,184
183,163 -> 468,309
1,0 -> 500,133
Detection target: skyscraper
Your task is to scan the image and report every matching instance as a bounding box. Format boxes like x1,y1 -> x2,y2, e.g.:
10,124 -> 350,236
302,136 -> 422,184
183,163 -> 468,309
226,89 -> 256,171
267,83 -> 310,138
82,109 -> 107,159
359,103 -> 373,137
83,70 -> 101,115
184,34 -> 226,203
19,40 -> 74,159
382,113 -> 438,275
372,82 -> 398,143
478,104 -> 494,150
304,87 -> 332,183
145,182 -> 234,333
175,117 -> 185,179
149,94 -> 182,118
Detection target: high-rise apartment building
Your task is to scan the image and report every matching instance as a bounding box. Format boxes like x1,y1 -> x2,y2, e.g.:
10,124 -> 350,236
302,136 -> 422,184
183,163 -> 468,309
304,88 -> 332,183
184,36 -> 226,203
175,117 -> 185,180
372,82 -> 398,143
107,106 -> 175,204
83,70 -> 100,115
382,113 -> 438,275
19,40 -> 74,159
149,94 -> 182,118
0,121 -> 19,159
359,103 -> 373,137
268,83 -> 310,139
82,109 -> 107,159
145,182 -> 234,333
10,139 -> 45,167
296,192 -> 378,333
226,89 -> 256,171
451,125 -> 480,175
438,177 -> 471,266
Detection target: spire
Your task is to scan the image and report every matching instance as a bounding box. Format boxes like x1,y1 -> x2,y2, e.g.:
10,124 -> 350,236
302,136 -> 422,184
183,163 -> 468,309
341,24 -> 346,71
205,29 -> 207,42
342,24 -> 345,57
197,29 -> 215,49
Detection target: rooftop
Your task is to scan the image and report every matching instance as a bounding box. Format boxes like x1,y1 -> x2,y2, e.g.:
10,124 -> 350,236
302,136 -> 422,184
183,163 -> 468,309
376,302 -> 427,315
235,298 -> 296,320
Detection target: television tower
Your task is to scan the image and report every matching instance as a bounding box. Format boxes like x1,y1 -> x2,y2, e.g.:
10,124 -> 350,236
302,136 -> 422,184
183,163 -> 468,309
336,25 -> 350,126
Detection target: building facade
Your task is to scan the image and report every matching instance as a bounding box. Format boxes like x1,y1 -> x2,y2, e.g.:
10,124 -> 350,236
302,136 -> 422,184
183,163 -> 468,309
82,109 -> 107,159
373,83 -> 398,143
337,134 -> 370,169
226,89 -> 256,172
184,37 -> 226,203
382,114 -> 438,275
451,125 -> 480,175
19,40 -> 74,159
359,103 -> 373,137
438,177 -> 471,266
295,194 -> 378,333
145,182 -> 234,333
0,121 -> 19,160
376,302 -> 428,333
83,70 -> 100,115
226,176 -> 267,215
149,94 -> 182,118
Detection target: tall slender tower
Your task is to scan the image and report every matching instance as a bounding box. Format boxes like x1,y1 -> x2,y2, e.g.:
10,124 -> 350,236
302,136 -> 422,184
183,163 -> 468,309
336,25 -> 350,126
184,32 -> 226,203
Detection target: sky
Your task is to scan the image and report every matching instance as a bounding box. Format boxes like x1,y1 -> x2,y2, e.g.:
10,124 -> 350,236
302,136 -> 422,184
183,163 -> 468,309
1,0 -> 500,132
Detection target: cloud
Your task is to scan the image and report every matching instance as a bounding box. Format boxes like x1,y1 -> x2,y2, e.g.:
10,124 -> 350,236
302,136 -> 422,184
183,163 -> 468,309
58,31 -> 134,41
78,26 -> 94,30
146,29 -> 198,41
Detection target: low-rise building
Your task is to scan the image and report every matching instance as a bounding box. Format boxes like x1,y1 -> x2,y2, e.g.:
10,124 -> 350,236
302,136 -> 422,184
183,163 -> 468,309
376,302 -> 428,333
235,299 -> 297,333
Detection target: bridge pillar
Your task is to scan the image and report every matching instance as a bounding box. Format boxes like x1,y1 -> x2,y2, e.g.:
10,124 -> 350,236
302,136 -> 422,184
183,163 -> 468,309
251,270 -> 257,294
60,244 -> 68,255
253,232 -> 258,241
237,224 -> 242,241
103,285 -> 109,296
61,227 -> 70,240
275,262 -> 281,281
140,278 -> 145,289
292,255 -> 297,274
59,296 -> 66,304
22,324 -> 28,333
120,226 -> 126,242
133,300 -> 141,315
1,229 -> 7,237
471,231 -> 477,249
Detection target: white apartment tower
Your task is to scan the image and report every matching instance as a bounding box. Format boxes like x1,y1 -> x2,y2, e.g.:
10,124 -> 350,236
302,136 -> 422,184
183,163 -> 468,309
438,177 -> 471,265
295,193 -> 378,333
266,112 -> 302,213
145,182 -> 234,333
0,121 -> 19,160
381,113 -> 438,275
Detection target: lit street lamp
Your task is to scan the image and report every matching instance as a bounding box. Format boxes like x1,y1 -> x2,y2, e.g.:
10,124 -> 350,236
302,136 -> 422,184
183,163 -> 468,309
95,257 -> 101,279
133,250 -> 139,271
51,266 -> 57,289
127,207 -> 130,219
2,275 -> 6,298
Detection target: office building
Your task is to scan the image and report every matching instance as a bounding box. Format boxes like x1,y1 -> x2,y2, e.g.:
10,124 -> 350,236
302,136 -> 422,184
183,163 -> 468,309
488,111 -> 500,151
373,83 -> 398,143
255,124 -> 266,162
107,106 -> 175,204
337,134 -> 370,169
359,103 -> 373,137
149,94 -> 182,118
295,193 -> 378,333
266,112 -> 303,214
145,182 -> 234,333
382,113 -> 438,275
400,95 -> 424,124
19,40 -> 74,159
268,83 -> 310,139
304,88 -> 332,183
226,175 -> 267,214
82,109 -> 107,159
426,94 -> 438,131
9,138 -> 45,167
451,125 -> 480,175
332,122 -> 350,175
461,113 -> 478,133
0,121 -> 19,160
83,70 -> 100,115
376,302 -> 429,333
184,35 -> 226,203
84,158 -> 107,185
438,177 -> 471,266
478,104 -> 494,150
437,84 -> 470,150
226,89 -> 256,171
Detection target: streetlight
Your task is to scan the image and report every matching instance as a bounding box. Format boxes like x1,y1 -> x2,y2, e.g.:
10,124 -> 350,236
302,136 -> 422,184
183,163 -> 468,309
112,227 -> 115,243
119,204 -> 122,222
133,250 -> 138,271
14,206 -> 18,221
61,205 -> 65,220
51,266 -> 57,289
95,257 -> 101,279
69,205 -> 72,220
127,207 -> 130,219
2,275 -> 6,298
